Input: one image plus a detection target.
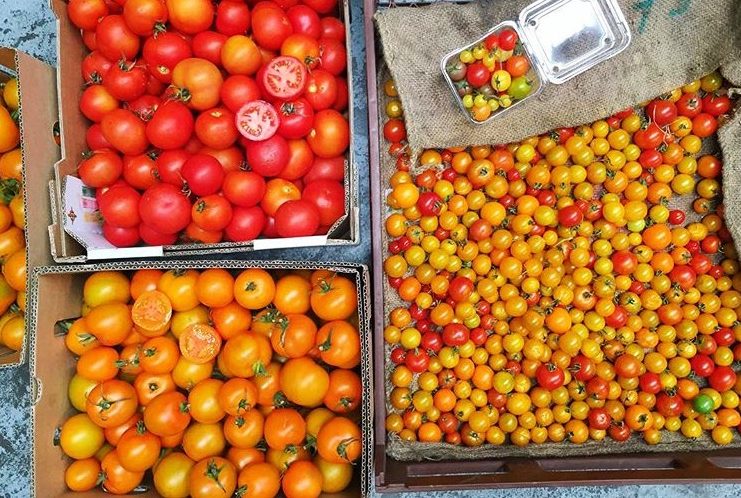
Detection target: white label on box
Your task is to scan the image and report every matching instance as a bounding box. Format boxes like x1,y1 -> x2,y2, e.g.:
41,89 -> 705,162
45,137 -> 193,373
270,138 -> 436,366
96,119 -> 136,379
62,175 -> 165,259
253,235 -> 328,250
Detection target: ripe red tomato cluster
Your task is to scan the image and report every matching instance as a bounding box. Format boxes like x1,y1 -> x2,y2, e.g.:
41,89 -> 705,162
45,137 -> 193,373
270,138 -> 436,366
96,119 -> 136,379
68,0 -> 350,246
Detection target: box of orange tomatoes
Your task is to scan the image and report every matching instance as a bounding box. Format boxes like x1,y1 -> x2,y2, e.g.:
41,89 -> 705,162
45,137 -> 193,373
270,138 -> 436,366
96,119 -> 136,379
48,0 -> 360,262
0,46 -> 60,367
28,260 -> 372,497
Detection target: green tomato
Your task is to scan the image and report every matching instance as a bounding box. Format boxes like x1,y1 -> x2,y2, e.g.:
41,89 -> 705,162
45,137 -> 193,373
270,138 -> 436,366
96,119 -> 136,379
462,94 -> 474,109
499,95 -> 513,108
508,76 -> 533,100
473,94 -> 488,108
693,394 -> 714,414
488,98 -> 500,111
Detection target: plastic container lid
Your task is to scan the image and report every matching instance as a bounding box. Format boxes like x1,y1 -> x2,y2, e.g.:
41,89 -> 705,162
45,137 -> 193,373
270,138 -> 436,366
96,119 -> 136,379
519,0 -> 631,84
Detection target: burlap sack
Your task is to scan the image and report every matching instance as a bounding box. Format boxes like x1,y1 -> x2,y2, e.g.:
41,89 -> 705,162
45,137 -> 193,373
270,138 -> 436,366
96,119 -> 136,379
375,0 -> 741,151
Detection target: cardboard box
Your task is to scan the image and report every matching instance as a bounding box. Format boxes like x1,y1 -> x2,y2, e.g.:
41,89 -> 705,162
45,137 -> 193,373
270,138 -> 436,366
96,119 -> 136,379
0,46 -> 60,367
48,0 -> 360,262
29,260 -> 373,497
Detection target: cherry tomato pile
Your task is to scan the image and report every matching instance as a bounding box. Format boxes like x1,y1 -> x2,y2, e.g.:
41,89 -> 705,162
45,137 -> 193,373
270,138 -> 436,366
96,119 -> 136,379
60,268 -> 363,497
67,0 -> 350,247
381,73 -> 741,448
0,76 -> 27,355
444,27 -> 534,122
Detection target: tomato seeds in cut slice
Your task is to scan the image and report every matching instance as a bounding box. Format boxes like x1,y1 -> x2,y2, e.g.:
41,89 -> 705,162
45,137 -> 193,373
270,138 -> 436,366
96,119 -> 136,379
235,100 -> 280,142
261,56 -> 308,100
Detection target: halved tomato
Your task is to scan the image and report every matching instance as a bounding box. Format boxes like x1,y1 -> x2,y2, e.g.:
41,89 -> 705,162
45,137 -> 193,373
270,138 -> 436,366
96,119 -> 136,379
261,56 -> 307,99
235,100 -> 279,142
132,290 -> 173,335
179,323 -> 222,364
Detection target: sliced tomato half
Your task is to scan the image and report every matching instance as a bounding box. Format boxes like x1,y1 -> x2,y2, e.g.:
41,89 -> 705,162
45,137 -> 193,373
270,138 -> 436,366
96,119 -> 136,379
261,56 -> 308,99
235,100 -> 280,141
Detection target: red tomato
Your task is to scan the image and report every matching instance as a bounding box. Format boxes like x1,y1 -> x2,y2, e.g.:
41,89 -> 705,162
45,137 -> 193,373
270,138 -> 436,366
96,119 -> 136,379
304,69 -> 337,110
99,185 -> 141,228
280,139 -> 314,180
498,28 -> 518,50
646,99 -> 677,126
689,354 -> 715,378
302,179 -> 344,227
220,75 -> 261,113
465,62 -> 490,88
287,5 -> 321,38
633,122 -> 664,149
235,101 -> 280,142
670,264 -> 697,290
139,183 -> 192,234
708,366 -> 737,392
275,199 -> 320,237
100,108 -> 148,156
122,0 -> 168,37
692,113 -> 718,138
96,15 -> 140,61
215,0 -> 251,35
80,85 -> 119,122
303,156 -> 344,183
146,101 -> 194,150
656,392 -> 684,418
225,206 -> 266,242
68,0 -> 110,31
320,17 -> 344,41
668,209 -> 685,225
195,107 -> 238,150
192,195 -> 233,232
103,223 -> 141,247
155,149 -> 190,186
676,92 -> 702,117
78,151 -> 123,188
383,119 -> 406,143
123,153 -> 158,190
244,134 -> 290,177
126,94 -> 160,120
277,98 -> 315,139
319,38 -> 346,75
251,6 -> 294,51
192,31 -> 228,66
81,50 -> 113,84
588,408 -> 611,430
181,154 -> 225,196
222,171 -> 266,208
558,205 -> 583,227
261,56 -> 308,99
639,372 -> 662,394
307,109 -> 349,158
701,94 -> 731,116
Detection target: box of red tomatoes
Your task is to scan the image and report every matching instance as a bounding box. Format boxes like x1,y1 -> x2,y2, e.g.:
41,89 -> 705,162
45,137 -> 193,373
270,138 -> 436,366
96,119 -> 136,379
0,47 -> 60,367
48,0 -> 359,262
28,260 -> 372,496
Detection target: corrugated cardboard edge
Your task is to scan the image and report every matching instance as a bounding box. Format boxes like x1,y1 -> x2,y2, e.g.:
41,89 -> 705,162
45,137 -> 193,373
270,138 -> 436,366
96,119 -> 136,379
48,0 -> 360,263
28,259 -> 373,497
0,46 -> 59,368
